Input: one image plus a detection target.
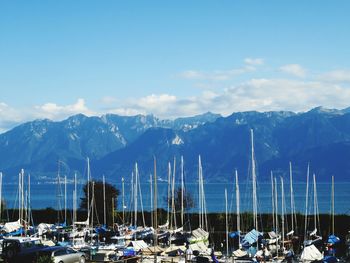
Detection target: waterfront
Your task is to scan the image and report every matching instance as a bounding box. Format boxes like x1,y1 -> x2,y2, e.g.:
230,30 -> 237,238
1,181 -> 349,214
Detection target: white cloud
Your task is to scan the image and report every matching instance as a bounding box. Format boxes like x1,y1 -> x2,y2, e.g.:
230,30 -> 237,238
244,58 -> 264,66
280,64 -> 306,78
179,58 -> 261,81
179,67 -> 255,81
34,98 -> 95,120
104,79 -> 350,118
319,69 -> 350,82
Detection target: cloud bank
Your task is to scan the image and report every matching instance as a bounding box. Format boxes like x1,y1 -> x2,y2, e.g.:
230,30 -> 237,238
1,61 -> 350,132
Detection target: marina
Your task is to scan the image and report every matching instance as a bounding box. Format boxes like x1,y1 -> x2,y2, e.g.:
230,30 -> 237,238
0,131 -> 349,262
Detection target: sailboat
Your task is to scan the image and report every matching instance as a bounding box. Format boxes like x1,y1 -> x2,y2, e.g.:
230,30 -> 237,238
324,176 -> 340,262
300,172 -> 323,262
188,155 -> 209,246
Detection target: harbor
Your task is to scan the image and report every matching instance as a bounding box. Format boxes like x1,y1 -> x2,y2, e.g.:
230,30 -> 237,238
0,131 -> 349,262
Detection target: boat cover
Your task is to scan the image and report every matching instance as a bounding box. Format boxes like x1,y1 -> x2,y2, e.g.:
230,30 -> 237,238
327,234 -> 340,244
242,229 -> 262,246
232,248 -> 247,258
300,244 -> 323,261
127,240 -> 148,250
229,231 -> 240,238
323,255 -> 338,263
3,219 -> 22,233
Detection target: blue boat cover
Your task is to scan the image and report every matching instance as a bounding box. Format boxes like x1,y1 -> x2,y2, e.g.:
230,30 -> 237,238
327,235 -> 340,244
229,231 -> 240,239
95,226 -> 108,234
123,247 -> 136,257
323,255 -> 338,263
242,229 -> 262,246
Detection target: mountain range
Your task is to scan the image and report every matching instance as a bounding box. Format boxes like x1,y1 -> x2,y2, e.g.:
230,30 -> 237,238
1,107 -> 350,184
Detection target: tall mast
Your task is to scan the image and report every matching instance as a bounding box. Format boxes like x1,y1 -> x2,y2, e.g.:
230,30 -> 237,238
331,176 -> 335,235
289,162 -> 294,232
134,163 -> 138,228
112,197 -> 115,227
198,155 -> 202,228
73,172 -> 77,224
87,157 -> 91,221
28,173 -> 31,226
274,177 -> 278,235
281,177 -> 285,252
122,177 -> 125,224
153,156 -> 158,230
0,172 -> 2,221
271,171 -> 275,232
250,129 -> 258,231
64,175 -> 67,225
181,156 -> 184,227
153,157 -> 158,263
18,172 -> 21,221
167,162 -> 171,225
225,188 -> 228,257
171,157 -> 177,229
103,175 -> 106,226
304,164 -> 310,240
313,174 -> 317,232
150,174 -> 153,228
91,181 -> 95,228
21,169 -> 24,223
235,170 -> 240,245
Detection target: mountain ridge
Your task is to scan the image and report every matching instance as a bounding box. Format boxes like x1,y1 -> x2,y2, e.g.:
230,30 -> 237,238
1,108 -> 350,183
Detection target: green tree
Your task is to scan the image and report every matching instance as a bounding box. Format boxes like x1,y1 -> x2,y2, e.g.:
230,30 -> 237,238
80,180 -> 120,226
166,187 -> 195,212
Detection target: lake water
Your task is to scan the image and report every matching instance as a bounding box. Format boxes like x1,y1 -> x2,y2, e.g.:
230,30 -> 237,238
2,181 -> 349,215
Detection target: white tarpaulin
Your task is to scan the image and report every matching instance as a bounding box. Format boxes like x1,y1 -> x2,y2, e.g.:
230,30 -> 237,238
300,245 -> 323,262
127,240 -> 148,250
233,248 -> 248,258
3,219 -> 22,233
37,223 -> 54,235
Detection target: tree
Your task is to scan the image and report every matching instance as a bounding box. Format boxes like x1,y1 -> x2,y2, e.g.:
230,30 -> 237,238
80,180 -> 120,226
166,187 -> 195,212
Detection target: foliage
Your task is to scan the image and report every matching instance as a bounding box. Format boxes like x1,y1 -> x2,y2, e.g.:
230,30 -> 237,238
80,180 -> 120,225
166,187 -> 195,212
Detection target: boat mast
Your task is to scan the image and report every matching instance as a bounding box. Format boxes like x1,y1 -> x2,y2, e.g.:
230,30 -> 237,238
153,156 -> 158,230
313,173 -> 320,233
281,177 -> 285,252
73,172 -> 77,224
64,175 -> 67,225
122,177 -> 125,224
289,162 -> 295,232
150,174 -> 153,228
171,157 -> 177,229
153,156 -> 158,263
87,157 -> 91,223
235,169 -> 240,247
271,171 -> 275,232
0,172 -> 2,221
331,176 -> 335,235
198,155 -> 202,228
225,188 -> 229,257
91,181 -> 95,228
304,164 -> 310,240
181,156 -> 184,227
103,175 -> 106,226
167,162 -> 171,226
250,129 -> 258,231
274,176 -> 278,235
134,163 -> 138,228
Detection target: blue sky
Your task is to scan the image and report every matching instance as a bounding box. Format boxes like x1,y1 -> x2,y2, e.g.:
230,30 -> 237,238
1,1 -> 350,132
